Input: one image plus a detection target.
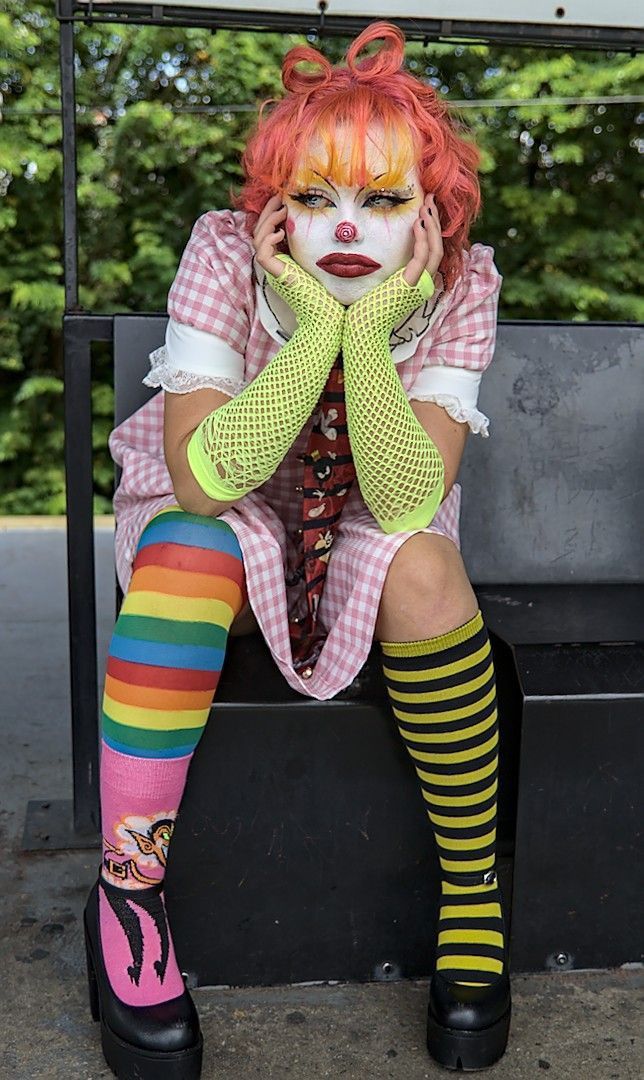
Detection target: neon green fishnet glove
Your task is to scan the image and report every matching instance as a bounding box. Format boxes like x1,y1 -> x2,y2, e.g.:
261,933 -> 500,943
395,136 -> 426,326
187,255 -> 345,501
342,266 -> 445,533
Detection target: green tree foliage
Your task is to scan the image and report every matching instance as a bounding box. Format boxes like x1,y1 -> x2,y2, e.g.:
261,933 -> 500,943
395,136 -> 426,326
0,3 -> 642,512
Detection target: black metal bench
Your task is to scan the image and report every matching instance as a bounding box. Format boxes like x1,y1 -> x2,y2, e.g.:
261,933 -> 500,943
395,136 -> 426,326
27,312 -> 642,987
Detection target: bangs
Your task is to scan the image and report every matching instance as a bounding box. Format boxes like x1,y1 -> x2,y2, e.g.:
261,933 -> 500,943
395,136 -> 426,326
288,107 -> 419,192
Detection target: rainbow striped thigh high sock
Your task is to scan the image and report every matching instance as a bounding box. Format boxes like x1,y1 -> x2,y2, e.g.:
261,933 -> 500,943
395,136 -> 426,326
98,506 -> 246,1007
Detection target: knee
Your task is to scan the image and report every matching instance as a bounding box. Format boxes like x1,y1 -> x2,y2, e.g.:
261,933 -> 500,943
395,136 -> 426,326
137,506 -> 243,560
132,508 -> 246,605
376,534 -> 476,639
385,534 -> 467,604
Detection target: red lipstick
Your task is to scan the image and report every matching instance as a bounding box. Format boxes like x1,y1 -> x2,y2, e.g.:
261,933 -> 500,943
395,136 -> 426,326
316,253 -> 382,278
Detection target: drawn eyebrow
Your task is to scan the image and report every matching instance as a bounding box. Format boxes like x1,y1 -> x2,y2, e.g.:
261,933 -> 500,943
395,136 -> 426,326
313,171 -> 341,197
354,171 -> 384,199
354,176 -> 414,201
300,171 -> 414,201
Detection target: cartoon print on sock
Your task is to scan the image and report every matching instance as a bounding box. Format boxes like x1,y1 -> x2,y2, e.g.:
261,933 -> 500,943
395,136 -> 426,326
103,812 -> 175,886
101,877 -> 172,987
101,811 -> 177,987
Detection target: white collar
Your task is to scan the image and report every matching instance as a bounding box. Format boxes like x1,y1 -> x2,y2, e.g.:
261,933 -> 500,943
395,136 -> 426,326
253,256 -> 447,365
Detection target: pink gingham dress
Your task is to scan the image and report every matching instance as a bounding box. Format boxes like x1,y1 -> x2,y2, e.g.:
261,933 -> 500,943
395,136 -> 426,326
108,209 -> 503,700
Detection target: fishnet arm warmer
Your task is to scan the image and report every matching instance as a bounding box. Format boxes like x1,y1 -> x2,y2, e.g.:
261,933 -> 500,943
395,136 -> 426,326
343,267 -> 445,534
187,256 -> 345,501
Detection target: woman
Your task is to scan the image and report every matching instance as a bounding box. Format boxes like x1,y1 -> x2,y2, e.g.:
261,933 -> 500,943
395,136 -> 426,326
83,21 -> 507,1078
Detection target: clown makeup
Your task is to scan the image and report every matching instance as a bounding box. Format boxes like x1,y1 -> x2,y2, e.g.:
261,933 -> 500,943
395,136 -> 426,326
283,121 -> 424,305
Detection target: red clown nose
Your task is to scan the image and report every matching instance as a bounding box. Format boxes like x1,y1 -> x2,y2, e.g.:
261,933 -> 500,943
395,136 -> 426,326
335,221 -> 357,242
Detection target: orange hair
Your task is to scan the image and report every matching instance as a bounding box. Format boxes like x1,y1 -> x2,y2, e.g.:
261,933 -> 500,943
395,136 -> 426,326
231,21 -> 483,292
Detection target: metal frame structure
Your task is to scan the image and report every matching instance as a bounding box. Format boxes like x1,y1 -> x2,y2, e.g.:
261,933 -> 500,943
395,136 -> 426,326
35,0 -> 639,850
57,0 -> 642,314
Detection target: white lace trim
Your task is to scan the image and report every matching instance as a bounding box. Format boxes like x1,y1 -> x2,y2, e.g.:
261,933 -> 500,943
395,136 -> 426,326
143,346 -> 247,397
411,392 -> 490,437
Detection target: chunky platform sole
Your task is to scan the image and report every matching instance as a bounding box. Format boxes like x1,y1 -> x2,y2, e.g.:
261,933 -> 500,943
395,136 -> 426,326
84,925 -> 203,1080
426,1006 -> 511,1072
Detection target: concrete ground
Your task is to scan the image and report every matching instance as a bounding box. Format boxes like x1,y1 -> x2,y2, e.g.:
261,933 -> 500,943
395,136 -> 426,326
0,521 -> 642,1080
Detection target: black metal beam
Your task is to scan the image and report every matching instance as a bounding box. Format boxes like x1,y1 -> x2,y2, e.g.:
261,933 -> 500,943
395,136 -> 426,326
63,314 -> 113,838
59,0 -> 80,311
56,3 -> 643,52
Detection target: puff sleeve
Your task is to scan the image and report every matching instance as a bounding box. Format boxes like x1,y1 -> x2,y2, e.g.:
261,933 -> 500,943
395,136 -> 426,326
143,210 -> 253,398
407,243 -> 503,437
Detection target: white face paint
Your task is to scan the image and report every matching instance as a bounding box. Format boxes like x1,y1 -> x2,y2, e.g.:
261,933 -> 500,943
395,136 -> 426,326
283,123 -> 424,305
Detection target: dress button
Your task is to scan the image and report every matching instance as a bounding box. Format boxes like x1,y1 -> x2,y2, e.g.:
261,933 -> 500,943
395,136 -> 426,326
301,666 -> 313,680
295,485 -> 303,494
297,528 -> 303,535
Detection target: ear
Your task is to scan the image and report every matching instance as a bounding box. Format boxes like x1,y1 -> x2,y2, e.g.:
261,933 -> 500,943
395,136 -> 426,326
127,828 -> 157,856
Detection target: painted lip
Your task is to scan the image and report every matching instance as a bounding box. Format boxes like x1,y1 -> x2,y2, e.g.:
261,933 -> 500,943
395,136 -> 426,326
316,253 -> 382,278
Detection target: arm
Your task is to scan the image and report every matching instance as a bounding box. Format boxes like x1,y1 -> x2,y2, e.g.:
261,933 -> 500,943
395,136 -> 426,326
186,255 -> 345,501
408,399 -> 469,497
164,387 -> 240,517
342,266 -> 445,533
186,255 -> 344,502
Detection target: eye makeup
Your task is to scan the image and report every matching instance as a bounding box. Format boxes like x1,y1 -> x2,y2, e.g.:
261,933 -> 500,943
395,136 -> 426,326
363,190 -> 417,208
289,187 -> 334,208
289,185 -> 416,208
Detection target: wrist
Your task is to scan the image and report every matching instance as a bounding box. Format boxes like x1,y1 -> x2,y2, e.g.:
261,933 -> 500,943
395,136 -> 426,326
270,278 -> 345,339
400,265 -> 435,301
344,265 -> 435,344
416,267 -> 436,300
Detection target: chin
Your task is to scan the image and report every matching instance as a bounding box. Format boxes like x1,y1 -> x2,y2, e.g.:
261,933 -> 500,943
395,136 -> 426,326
323,272 -> 388,306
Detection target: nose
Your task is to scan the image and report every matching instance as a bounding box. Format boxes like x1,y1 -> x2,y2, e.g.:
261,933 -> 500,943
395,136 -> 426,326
334,220 -> 358,243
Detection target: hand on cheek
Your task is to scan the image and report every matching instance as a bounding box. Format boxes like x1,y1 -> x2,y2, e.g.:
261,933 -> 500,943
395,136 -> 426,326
252,195 -> 293,277
402,193 -> 444,288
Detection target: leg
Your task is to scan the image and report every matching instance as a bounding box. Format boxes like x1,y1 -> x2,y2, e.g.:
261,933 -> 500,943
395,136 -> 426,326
230,597 -> 259,637
375,533 -> 510,1066
102,507 -> 245,902
375,532 -> 478,643
97,505 -> 246,1008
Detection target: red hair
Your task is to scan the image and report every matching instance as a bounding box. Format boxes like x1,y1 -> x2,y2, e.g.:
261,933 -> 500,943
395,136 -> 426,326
231,21 -> 482,292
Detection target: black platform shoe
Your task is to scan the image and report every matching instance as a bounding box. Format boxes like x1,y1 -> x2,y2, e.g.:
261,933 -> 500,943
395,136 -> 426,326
426,868 -> 511,1071
83,871 -> 203,1080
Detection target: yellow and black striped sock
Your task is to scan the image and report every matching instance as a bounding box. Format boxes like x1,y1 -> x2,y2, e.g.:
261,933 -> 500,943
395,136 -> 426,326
380,609 -> 505,987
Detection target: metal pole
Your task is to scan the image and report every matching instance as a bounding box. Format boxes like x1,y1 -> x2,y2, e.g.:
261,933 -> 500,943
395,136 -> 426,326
60,0 -> 93,837
64,316 -> 113,836
59,0 -> 79,310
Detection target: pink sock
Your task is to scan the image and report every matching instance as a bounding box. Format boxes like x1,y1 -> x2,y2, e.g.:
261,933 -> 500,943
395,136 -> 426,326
98,742 -> 191,1006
